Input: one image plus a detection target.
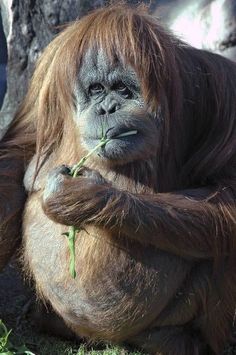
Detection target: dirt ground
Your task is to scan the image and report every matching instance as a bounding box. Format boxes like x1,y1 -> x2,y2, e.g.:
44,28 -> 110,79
0,262 -> 81,354
0,262 -> 31,330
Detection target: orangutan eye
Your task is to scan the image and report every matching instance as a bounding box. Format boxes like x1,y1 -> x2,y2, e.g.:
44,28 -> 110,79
89,83 -> 104,95
113,82 -> 133,99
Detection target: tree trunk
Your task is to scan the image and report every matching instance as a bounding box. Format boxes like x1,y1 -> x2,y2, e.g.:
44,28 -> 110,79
0,0 -> 105,137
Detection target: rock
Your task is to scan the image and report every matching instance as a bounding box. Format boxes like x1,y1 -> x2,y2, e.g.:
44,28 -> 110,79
161,0 -> 236,61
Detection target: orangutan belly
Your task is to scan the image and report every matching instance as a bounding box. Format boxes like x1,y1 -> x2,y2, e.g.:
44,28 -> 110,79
23,192 -> 191,342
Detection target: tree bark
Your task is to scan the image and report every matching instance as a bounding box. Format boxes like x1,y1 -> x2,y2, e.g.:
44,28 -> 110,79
0,0 -> 105,137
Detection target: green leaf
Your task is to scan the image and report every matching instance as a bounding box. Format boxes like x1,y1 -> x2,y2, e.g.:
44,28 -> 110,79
0,321 -> 35,355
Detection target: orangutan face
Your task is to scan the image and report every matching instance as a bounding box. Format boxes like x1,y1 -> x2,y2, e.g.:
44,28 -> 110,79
75,50 -> 159,166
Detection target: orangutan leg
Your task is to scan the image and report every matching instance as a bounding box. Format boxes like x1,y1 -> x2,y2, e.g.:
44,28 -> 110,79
31,302 -> 77,340
127,326 -> 208,355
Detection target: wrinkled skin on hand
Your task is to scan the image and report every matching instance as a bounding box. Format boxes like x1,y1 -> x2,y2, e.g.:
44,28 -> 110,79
42,166 -> 112,228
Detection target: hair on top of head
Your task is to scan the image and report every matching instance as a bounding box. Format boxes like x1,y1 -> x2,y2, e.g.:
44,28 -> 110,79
2,3 -> 179,163
40,2 -> 177,109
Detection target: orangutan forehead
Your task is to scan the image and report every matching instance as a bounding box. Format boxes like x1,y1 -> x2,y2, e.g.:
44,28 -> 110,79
78,48 -> 140,88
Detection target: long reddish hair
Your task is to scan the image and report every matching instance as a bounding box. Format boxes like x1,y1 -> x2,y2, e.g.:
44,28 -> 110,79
1,3 -> 236,190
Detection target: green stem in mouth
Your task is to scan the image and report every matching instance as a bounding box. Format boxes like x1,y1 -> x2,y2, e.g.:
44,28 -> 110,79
70,138 -> 110,177
63,129 -> 138,278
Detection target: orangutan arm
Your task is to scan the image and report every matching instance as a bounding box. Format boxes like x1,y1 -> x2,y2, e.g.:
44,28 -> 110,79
0,113 -> 35,270
42,167 -> 236,260
98,185 -> 235,260
0,158 -> 26,269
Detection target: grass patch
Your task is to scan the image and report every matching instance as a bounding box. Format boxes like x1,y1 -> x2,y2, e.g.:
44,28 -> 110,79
0,319 -> 34,354
1,318 -> 142,355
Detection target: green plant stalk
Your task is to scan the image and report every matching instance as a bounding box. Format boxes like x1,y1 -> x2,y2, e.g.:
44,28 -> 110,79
70,138 -> 110,177
64,130 -> 138,278
66,139 -> 109,279
67,226 -> 78,279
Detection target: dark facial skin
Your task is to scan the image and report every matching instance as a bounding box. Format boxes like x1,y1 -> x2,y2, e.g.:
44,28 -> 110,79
75,50 -> 159,166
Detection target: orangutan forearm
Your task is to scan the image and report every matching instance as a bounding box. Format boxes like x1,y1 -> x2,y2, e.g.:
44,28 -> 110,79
94,185 -> 236,260
0,158 -> 27,269
43,178 -> 236,260
0,158 -> 26,221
